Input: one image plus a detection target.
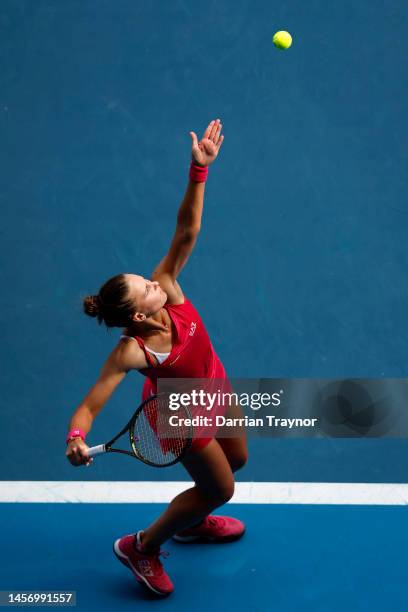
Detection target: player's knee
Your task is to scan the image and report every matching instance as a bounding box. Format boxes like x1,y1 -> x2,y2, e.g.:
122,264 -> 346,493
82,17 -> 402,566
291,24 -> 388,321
214,477 -> 235,505
199,476 -> 235,506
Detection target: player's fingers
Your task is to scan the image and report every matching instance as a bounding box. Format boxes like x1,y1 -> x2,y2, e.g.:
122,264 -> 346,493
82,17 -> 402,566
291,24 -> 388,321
189,131 -> 199,149
203,119 -> 215,140
73,448 -> 86,464
214,122 -> 223,144
216,134 -> 225,149
68,446 -> 79,461
209,119 -> 221,140
69,454 -> 81,466
80,447 -> 93,465
66,445 -> 83,466
73,454 -> 82,466
79,452 -> 91,465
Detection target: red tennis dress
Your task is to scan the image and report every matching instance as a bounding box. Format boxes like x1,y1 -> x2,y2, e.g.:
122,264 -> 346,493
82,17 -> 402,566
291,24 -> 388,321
128,296 -> 230,452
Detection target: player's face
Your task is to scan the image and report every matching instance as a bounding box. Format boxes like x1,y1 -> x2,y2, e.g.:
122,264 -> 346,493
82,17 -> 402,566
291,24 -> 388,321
125,274 -> 167,319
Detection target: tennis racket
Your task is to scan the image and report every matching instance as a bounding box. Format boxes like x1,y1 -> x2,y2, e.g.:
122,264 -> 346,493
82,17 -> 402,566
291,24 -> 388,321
86,393 -> 193,467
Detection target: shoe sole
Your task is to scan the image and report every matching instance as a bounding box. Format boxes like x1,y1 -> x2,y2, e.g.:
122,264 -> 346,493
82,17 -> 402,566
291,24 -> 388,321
113,539 -> 172,597
172,529 -> 245,543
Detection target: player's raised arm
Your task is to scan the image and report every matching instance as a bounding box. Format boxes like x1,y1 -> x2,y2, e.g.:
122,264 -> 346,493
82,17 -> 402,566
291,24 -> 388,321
151,119 -> 224,293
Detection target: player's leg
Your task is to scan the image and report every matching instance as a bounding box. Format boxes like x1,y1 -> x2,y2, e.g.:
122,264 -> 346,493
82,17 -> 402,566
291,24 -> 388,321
217,395 -> 248,473
173,430 -> 247,543
216,435 -> 248,473
139,438 -> 234,551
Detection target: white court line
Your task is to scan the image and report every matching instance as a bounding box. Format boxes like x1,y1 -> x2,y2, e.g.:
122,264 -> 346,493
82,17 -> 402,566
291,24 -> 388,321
0,481 -> 407,505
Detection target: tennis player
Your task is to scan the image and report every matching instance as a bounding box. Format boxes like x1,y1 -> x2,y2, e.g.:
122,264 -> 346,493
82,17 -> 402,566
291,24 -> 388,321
66,119 -> 248,596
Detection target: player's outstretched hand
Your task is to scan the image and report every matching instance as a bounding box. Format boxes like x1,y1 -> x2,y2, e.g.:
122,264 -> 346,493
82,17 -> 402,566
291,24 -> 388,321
66,439 -> 93,467
190,118 -> 224,167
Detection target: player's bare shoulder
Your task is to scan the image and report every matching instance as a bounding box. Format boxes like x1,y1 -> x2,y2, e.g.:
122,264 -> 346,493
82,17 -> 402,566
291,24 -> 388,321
116,334 -> 149,371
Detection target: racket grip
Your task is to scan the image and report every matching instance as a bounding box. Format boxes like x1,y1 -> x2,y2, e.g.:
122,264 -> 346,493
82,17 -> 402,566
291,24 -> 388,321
87,444 -> 106,457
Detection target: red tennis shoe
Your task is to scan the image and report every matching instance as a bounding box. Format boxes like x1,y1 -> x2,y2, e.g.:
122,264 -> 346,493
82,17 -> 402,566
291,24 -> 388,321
113,531 -> 174,596
173,515 -> 245,543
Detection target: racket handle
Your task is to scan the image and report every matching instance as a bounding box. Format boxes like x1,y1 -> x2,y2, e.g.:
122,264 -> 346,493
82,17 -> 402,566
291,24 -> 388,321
87,444 -> 106,457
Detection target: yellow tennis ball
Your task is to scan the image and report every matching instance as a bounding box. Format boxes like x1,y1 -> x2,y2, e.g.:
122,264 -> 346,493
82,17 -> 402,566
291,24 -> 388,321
273,31 -> 292,50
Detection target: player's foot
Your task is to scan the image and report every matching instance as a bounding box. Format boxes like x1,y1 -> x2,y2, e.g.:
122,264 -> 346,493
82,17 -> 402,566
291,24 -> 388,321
173,515 -> 245,543
113,531 -> 174,596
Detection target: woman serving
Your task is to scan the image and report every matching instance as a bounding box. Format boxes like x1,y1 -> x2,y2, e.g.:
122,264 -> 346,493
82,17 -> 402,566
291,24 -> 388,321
65,118 -> 248,597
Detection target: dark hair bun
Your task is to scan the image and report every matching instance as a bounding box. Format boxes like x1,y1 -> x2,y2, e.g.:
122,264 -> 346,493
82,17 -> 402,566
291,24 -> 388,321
83,295 -> 100,318
81,274 -> 132,328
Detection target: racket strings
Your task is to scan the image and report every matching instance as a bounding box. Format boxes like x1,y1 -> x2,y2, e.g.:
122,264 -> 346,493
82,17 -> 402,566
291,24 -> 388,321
131,397 -> 190,465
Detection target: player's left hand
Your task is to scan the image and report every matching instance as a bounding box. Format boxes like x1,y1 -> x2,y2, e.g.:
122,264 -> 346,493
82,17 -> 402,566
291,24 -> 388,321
190,119 -> 224,167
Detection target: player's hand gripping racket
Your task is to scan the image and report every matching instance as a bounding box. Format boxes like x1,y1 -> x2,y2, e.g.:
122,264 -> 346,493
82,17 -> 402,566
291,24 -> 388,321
86,393 -> 193,467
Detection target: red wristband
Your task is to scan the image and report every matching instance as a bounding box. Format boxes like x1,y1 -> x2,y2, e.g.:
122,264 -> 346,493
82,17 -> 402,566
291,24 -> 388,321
66,428 -> 86,445
189,161 -> 208,183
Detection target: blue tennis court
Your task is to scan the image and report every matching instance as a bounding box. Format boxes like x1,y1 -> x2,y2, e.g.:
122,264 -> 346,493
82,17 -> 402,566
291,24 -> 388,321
1,0 -> 407,609
1,498 -> 408,610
